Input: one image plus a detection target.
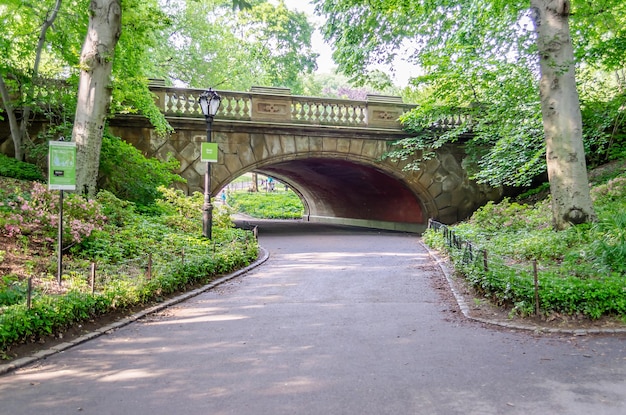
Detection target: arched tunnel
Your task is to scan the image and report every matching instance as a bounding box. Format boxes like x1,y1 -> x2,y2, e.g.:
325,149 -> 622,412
241,158 -> 425,230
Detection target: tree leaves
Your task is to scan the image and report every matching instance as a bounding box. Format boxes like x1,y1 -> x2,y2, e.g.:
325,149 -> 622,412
315,0 -> 625,190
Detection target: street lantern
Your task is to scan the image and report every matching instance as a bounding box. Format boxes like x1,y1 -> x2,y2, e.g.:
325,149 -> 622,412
198,89 -> 221,239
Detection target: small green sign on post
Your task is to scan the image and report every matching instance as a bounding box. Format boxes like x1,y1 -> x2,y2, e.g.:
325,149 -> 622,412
201,142 -> 219,163
48,140 -> 76,286
48,141 -> 77,190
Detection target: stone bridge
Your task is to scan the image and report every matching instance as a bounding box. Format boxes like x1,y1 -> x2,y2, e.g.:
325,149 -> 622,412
108,86 -> 500,233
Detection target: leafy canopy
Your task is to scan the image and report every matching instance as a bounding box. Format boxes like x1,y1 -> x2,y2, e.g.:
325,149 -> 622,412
314,0 -> 626,187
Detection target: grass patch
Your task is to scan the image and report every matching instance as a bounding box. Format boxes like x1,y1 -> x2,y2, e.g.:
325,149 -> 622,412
228,190 -> 304,219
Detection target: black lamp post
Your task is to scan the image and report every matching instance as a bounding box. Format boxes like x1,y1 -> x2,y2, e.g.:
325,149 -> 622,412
198,89 -> 221,239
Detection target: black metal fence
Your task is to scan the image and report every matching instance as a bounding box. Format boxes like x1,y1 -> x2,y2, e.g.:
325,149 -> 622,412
427,218 -> 541,315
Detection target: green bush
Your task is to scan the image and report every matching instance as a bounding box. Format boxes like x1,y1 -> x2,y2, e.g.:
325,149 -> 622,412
0,154 -> 44,181
0,276 -> 28,307
98,132 -> 185,210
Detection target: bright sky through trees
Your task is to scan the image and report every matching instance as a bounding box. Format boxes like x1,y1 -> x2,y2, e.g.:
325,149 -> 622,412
276,0 -> 414,85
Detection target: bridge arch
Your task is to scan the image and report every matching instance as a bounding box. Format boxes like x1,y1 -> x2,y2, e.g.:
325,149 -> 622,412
216,152 -> 436,231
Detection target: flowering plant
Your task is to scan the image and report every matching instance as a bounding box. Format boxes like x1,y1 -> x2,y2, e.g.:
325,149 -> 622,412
1,182 -> 107,245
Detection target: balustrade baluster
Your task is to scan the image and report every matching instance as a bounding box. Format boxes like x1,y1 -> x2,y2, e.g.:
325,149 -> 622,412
240,97 -> 246,118
292,103 -> 301,121
329,104 -> 336,123
336,105 -> 344,124
165,93 -> 173,113
183,93 -> 192,114
320,104 -> 328,123
229,97 -> 237,118
340,105 -> 348,124
175,94 -> 184,113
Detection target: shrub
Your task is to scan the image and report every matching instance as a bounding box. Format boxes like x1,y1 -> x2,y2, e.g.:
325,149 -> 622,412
0,174 -> 259,355
98,132 -> 185,210
0,154 -> 44,181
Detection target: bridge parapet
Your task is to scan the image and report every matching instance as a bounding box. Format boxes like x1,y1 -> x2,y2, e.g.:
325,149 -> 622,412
151,85 -> 417,129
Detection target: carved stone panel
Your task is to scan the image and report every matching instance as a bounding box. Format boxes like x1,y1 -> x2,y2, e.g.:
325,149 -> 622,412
367,105 -> 403,128
251,97 -> 292,121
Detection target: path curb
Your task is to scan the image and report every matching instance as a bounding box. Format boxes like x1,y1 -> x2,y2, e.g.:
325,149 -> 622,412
0,247 -> 270,376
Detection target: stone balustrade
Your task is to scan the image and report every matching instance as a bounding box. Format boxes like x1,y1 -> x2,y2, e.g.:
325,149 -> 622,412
150,85 -> 419,129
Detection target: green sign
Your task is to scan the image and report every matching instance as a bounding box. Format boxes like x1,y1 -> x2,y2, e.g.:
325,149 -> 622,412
201,142 -> 219,163
48,141 -> 77,190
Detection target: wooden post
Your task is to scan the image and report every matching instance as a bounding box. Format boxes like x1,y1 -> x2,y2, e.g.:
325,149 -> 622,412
147,253 -> 152,280
90,262 -> 96,295
27,277 -> 32,309
483,250 -> 488,272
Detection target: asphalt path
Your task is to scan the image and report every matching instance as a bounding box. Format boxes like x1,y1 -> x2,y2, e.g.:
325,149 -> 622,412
0,220 -> 624,414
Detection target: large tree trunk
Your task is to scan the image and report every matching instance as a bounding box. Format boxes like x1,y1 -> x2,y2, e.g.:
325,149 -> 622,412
530,0 -> 596,230
72,0 -> 121,196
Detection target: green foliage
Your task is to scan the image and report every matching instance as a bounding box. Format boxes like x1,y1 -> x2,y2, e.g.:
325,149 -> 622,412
0,154 -> 44,181
155,186 -> 203,232
317,0 -> 626,188
147,0 -> 317,92
0,275 -> 27,307
425,169 -> 626,319
110,0 -> 173,135
229,190 -> 304,219
0,177 -> 259,355
95,190 -> 136,227
578,81 -> 626,167
98,132 -> 185,210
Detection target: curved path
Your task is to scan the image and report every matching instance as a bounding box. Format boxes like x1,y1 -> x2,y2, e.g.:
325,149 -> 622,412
0,220 -> 624,414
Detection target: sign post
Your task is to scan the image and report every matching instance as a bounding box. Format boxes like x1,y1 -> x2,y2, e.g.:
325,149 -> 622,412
48,141 -> 76,285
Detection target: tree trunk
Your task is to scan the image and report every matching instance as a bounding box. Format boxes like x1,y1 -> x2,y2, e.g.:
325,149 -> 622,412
72,0 -> 121,197
17,0 -> 64,160
252,172 -> 258,191
530,0 -> 596,230
0,76 -> 23,160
